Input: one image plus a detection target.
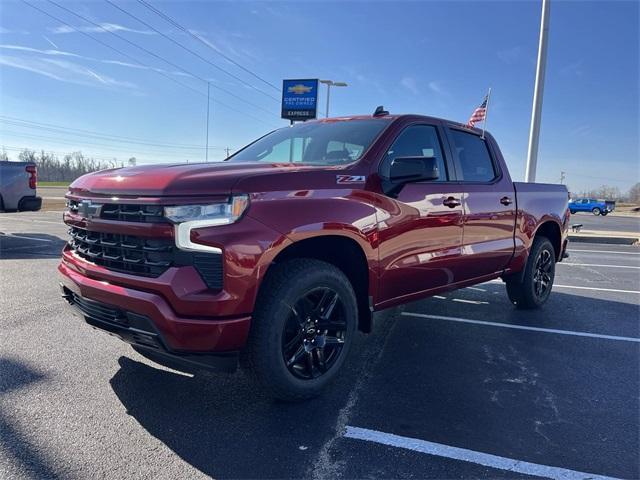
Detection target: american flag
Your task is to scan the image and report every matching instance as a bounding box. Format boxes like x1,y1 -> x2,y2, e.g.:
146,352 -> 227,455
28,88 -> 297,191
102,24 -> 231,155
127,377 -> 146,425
467,95 -> 488,127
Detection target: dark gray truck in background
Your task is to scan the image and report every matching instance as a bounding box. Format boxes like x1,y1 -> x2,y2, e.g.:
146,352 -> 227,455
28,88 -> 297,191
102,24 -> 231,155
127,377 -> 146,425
0,161 -> 42,212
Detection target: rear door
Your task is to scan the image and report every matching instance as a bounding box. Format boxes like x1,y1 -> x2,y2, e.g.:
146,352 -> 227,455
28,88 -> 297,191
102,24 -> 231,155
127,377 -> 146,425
375,123 -> 466,303
445,127 -> 517,280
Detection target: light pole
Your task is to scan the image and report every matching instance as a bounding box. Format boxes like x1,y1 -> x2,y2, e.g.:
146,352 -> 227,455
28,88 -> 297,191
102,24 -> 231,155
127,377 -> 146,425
525,0 -> 550,182
319,79 -> 347,118
205,81 -> 211,162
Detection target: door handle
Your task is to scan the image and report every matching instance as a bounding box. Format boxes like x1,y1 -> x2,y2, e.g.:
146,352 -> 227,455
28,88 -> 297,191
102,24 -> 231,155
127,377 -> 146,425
443,197 -> 461,208
500,196 -> 513,206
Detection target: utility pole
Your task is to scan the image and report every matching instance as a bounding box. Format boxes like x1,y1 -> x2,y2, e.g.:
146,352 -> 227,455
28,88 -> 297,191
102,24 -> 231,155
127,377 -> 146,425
560,171 -> 566,184
319,79 -> 348,118
225,147 -> 231,158
525,0 -> 550,182
205,81 -> 211,162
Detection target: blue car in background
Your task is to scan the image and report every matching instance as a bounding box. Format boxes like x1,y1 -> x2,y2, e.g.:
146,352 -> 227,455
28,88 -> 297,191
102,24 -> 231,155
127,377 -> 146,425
569,197 -> 615,216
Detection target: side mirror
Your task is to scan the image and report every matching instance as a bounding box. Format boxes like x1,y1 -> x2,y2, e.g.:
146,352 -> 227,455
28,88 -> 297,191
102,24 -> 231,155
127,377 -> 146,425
383,156 -> 439,197
389,156 -> 439,183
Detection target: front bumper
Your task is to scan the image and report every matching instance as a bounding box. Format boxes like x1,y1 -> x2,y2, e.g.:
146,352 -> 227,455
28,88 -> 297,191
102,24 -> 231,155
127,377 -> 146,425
61,285 -> 238,372
59,260 -> 251,355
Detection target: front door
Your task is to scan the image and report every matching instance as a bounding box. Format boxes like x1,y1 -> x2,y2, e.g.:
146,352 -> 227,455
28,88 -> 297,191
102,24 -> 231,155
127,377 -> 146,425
375,124 -> 465,305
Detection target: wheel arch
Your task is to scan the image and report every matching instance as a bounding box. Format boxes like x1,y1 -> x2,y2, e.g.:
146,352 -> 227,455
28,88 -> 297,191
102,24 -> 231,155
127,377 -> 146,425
261,234 -> 374,333
533,220 -> 562,261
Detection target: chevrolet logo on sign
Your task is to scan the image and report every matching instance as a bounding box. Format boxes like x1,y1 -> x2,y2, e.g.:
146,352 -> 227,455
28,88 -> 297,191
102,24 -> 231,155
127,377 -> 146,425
287,84 -> 313,95
79,200 -> 102,220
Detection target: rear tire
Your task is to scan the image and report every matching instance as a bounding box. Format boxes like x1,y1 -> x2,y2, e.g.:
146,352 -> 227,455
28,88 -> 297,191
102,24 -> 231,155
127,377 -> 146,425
242,259 -> 357,401
592,207 -> 601,215
569,210 -> 576,215
601,210 -> 608,216
506,237 -> 556,309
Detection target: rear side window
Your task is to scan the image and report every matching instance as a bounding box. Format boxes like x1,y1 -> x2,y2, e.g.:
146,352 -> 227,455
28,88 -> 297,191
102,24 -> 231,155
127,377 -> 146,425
450,130 -> 496,182
381,125 -> 448,181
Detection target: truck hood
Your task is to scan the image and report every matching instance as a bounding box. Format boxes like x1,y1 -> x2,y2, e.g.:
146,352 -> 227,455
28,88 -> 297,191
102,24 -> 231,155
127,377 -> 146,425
69,162 -> 326,197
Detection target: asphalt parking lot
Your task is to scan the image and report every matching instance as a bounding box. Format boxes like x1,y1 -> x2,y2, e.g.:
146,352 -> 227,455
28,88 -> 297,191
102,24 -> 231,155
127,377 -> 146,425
568,212 -> 640,234
1,210 -> 638,479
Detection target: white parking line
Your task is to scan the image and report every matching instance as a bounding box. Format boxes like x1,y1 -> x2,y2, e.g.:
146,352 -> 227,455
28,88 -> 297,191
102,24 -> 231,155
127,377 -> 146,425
401,312 -> 640,343
452,298 -> 489,305
0,233 -> 53,242
568,249 -> 640,256
344,426 -> 621,480
553,284 -> 640,295
486,280 -> 640,295
466,286 -> 487,292
559,263 -> 640,269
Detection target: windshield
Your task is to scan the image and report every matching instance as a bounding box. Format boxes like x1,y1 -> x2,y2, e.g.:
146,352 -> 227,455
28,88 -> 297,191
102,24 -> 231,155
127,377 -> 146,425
228,119 -> 390,165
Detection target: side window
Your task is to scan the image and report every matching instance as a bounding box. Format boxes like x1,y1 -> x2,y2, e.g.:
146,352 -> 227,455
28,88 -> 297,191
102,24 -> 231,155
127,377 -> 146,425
450,129 -> 497,182
381,125 -> 447,181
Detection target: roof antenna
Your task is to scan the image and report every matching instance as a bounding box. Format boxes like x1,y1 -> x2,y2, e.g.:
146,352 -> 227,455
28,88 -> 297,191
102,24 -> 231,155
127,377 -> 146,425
373,105 -> 389,117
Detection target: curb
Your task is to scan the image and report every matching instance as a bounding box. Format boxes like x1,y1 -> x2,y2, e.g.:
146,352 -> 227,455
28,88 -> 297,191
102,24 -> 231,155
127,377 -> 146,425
568,234 -> 639,245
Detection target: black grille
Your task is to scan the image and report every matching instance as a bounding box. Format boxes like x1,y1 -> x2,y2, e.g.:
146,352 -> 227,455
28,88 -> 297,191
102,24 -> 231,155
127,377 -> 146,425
66,226 -> 224,289
193,253 -> 224,290
67,199 -> 167,223
64,289 -> 162,349
68,226 -> 174,277
67,290 -> 129,327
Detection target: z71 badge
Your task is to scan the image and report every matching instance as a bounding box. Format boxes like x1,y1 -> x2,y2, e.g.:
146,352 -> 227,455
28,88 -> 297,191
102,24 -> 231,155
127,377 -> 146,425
336,175 -> 365,184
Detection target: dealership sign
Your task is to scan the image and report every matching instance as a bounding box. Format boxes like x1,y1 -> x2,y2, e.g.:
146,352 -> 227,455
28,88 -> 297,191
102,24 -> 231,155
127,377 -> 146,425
281,79 -> 319,121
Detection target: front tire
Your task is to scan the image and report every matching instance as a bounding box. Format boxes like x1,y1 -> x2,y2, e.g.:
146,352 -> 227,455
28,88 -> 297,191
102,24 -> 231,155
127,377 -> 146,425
243,259 -> 357,401
592,207 -> 601,215
506,237 -> 556,309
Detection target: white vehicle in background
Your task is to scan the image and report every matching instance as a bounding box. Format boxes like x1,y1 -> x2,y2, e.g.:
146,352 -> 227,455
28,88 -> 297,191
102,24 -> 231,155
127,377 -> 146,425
0,161 -> 42,212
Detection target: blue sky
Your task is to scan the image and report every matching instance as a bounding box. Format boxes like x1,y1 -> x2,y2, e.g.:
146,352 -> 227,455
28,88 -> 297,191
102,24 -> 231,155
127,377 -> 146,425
1,0 -> 638,192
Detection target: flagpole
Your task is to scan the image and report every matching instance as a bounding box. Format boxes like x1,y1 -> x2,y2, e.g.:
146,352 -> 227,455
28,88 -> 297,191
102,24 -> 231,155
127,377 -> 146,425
482,87 -> 492,139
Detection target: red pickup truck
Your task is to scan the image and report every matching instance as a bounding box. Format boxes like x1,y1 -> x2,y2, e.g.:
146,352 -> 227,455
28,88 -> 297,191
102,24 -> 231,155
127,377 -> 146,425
59,112 -> 569,400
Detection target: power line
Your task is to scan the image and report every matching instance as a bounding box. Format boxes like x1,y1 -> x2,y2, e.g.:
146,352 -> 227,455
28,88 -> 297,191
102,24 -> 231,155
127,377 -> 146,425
46,0 -> 277,117
22,0 -> 204,98
137,0 -> 280,92
104,0 -> 279,102
0,115 -> 230,150
0,129 -> 222,157
22,0 -> 280,128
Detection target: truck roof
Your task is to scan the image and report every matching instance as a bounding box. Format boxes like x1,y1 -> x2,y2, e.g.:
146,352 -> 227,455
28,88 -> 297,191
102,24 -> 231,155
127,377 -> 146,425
306,113 -> 485,135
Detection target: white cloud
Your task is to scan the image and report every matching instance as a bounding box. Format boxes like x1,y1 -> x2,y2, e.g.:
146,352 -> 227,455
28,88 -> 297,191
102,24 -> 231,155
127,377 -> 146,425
0,27 -> 30,34
401,76 -> 419,95
42,36 -> 59,49
0,44 -> 80,57
50,23 -> 155,35
0,54 -> 139,90
428,81 -> 446,95
1,43 -> 192,79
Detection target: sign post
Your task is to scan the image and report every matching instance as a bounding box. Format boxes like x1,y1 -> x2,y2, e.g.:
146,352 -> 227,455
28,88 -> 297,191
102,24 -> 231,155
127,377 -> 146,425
281,79 -> 319,122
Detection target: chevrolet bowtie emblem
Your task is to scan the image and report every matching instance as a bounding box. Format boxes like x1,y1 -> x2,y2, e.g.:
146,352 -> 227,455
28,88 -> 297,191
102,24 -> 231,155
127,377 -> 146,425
79,200 -> 102,219
287,84 -> 313,95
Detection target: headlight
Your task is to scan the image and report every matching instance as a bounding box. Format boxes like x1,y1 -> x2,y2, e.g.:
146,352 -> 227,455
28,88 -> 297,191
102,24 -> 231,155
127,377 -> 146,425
167,195 -> 249,254
164,195 -> 249,225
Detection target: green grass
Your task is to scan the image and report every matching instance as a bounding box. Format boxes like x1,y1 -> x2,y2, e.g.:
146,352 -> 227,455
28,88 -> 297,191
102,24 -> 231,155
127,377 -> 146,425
39,181 -> 70,187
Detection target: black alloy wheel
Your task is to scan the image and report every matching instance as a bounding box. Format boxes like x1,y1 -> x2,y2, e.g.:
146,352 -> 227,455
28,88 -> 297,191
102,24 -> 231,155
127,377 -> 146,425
282,287 -> 347,380
532,248 -> 553,300
506,236 -> 556,309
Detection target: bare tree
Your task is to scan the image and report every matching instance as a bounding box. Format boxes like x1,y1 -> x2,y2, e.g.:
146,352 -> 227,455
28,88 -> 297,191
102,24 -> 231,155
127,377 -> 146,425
628,183 -> 640,203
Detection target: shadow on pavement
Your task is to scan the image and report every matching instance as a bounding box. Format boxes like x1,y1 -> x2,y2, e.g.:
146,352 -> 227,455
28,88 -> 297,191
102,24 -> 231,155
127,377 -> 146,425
0,357 -> 58,479
0,233 -> 65,259
109,309 -> 398,479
